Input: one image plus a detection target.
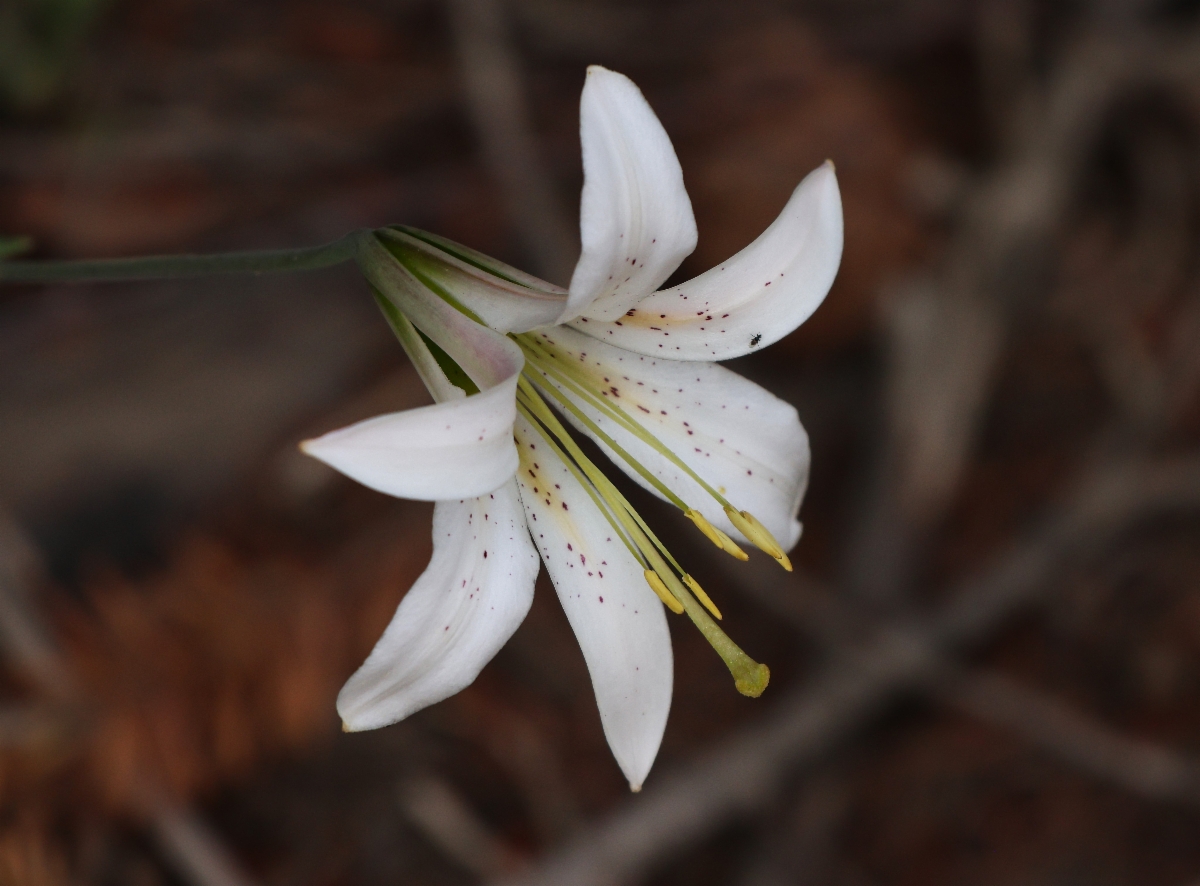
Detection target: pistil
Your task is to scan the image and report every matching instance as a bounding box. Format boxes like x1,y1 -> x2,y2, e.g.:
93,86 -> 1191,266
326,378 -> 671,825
516,378 -> 769,698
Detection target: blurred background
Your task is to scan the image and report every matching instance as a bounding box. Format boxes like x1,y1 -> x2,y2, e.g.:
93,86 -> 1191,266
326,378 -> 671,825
3,0 -> 1200,884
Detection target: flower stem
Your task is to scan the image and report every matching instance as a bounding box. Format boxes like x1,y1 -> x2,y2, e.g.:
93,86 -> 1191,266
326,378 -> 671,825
0,230 -> 369,284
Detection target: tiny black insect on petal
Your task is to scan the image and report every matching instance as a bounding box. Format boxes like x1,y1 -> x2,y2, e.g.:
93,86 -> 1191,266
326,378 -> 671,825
750,333 -> 763,346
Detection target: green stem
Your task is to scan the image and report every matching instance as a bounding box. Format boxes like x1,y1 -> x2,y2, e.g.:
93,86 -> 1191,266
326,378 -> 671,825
0,229 -> 368,284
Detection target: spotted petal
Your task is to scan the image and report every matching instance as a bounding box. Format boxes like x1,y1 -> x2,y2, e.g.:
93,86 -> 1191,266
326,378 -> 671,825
572,162 -> 842,360
527,327 -> 809,550
513,416 -> 672,789
338,481 -> 538,730
560,66 -> 698,324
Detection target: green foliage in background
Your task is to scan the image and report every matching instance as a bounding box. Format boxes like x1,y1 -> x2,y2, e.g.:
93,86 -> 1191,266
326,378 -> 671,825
0,237 -> 34,260
0,0 -> 108,114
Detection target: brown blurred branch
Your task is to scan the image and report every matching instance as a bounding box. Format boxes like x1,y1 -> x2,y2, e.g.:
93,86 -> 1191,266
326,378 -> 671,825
935,667 -> 1200,807
493,455 -> 1200,886
847,26 -> 1200,606
447,0 -> 577,284
400,774 -> 528,878
147,796 -> 261,886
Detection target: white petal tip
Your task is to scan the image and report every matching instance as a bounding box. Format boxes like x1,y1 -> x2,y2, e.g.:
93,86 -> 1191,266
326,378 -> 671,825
808,160 -> 839,195
629,782 -> 643,793
337,700 -> 398,733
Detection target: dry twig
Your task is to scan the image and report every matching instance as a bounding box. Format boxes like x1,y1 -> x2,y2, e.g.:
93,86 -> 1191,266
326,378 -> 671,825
447,0 -> 576,284
847,26 -> 1200,605
934,667 -> 1200,807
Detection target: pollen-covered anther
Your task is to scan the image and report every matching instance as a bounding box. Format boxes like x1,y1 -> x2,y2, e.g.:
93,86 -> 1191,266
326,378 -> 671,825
723,506 -> 793,571
685,508 -> 748,561
644,569 -> 684,614
682,574 -> 722,620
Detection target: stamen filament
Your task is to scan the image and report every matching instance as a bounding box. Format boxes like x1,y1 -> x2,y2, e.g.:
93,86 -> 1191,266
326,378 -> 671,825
518,378 -> 684,576
520,336 -> 793,572
517,334 -> 735,510
639,539 -> 769,698
515,399 -> 646,566
517,379 -> 769,696
520,360 -> 688,511
519,337 -> 757,563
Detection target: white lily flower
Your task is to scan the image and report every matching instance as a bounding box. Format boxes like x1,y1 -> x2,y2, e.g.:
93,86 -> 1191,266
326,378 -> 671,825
301,66 -> 843,790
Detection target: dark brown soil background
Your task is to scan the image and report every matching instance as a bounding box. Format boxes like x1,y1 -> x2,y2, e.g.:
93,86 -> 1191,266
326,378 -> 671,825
3,1 -> 1200,884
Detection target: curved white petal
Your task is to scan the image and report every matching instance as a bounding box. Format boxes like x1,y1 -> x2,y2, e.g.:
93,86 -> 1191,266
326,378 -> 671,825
572,162 -> 842,361
378,228 -> 567,334
384,302 -> 468,404
300,371 -> 520,501
512,416 -> 672,789
528,327 -> 809,550
560,66 -> 698,324
338,481 -> 538,730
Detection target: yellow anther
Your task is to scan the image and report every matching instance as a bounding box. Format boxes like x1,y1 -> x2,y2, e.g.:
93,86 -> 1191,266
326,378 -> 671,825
644,569 -> 684,614
723,506 -> 792,570
686,509 -> 749,561
685,508 -> 721,545
683,574 -> 722,620
717,530 -> 750,561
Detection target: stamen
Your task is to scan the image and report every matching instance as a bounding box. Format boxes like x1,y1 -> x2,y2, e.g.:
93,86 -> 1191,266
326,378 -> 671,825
639,543 -> 769,698
644,570 -> 684,614
518,372 -> 770,698
521,362 -> 689,511
516,399 -> 646,567
685,508 -> 748,561
723,507 -> 794,572
518,335 -> 733,509
683,574 -> 722,620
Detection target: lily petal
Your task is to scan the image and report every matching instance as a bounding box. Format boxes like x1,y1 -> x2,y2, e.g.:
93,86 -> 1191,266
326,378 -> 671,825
513,415 -> 672,789
357,233 -> 526,389
572,162 -> 842,361
378,228 -> 567,334
560,66 -> 698,324
338,480 -> 538,730
301,370 -> 521,501
528,327 -> 809,550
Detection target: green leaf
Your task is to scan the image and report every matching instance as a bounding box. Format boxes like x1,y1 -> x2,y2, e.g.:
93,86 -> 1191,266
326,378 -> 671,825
0,236 -> 33,261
